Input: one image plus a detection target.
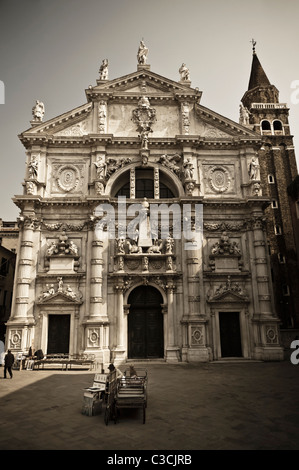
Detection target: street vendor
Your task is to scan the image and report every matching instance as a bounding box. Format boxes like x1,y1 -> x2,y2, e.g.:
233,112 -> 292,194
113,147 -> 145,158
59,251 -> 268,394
108,363 -> 123,380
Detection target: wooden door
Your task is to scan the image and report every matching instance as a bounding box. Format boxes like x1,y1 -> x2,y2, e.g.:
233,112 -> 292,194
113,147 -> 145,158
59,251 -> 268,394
128,286 -> 163,358
219,311 -> 242,357
47,314 -> 70,354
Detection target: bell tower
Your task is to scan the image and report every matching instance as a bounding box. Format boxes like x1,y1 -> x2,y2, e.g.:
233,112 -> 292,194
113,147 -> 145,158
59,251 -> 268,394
241,41 -> 299,329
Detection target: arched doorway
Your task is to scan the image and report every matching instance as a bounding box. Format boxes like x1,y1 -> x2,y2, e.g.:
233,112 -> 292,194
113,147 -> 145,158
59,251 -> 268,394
128,286 -> 164,359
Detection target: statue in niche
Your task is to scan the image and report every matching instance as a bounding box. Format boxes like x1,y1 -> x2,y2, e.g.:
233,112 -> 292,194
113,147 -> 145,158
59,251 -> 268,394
93,156 -> 106,179
183,158 -> 194,179
28,156 -> 39,179
32,100 -> 45,121
179,63 -> 190,81
137,40 -> 148,65
99,59 -> 109,80
239,103 -> 250,125
248,156 -> 260,180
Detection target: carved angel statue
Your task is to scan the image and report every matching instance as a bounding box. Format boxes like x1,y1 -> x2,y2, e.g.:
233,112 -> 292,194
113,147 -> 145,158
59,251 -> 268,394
99,59 -> 109,80
32,100 -> 45,121
158,154 -> 181,175
137,40 -> 148,65
69,241 -> 78,256
179,63 -> 190,81
47,241 -> 57,256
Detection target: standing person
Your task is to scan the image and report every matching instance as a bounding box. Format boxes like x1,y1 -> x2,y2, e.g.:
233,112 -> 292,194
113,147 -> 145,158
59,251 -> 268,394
4,349 -> 14,379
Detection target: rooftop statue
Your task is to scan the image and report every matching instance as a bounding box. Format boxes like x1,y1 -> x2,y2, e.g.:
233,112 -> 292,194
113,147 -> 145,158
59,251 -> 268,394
99,59 -> 109,80
179,63 -> 190,81
32,100 -> 45,122
137,40 -> 148,65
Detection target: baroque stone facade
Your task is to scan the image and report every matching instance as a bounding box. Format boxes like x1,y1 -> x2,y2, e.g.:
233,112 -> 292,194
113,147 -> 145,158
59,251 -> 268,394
6,44 -> 284,366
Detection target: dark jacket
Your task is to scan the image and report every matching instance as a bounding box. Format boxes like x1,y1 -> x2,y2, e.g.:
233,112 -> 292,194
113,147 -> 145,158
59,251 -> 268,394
4,351 -> 14,367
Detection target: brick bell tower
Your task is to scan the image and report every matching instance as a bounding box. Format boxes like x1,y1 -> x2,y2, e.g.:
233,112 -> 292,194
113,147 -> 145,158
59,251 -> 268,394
241,41 -> 299,330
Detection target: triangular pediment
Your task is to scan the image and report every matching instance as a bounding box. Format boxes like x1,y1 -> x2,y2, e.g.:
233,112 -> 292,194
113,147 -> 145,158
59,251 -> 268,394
195,104 -> 258,138
20,102 -> 93,137
37,291 -> 82,305
89,69 -> 197,96
208,289 -> 249,303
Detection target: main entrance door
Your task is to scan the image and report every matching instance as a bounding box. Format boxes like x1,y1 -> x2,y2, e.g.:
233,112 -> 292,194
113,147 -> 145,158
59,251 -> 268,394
128,286 -> 164,359
219,311 -> 242,357
47,314 -> 70,354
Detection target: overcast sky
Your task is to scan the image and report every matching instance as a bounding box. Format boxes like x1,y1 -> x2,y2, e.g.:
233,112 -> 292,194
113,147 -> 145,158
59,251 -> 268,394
0,0 -> 299,221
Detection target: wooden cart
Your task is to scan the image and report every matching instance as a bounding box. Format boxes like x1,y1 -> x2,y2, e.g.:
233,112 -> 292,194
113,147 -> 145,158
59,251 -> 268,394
114,369 -> 148,424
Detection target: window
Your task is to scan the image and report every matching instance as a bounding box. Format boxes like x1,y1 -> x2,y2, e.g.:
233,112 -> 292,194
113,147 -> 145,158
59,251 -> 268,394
268,174 -> 275,184
261,120 -> 271,134
274,225 -> 282,235
278,253 -> 286,264
271,199 -> 278,208
115,165 -> 176,200
273,120 -> 283,134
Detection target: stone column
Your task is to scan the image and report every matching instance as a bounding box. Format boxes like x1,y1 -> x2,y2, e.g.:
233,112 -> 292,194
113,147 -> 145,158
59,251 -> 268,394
113,281 -> 126,365
251,210 -> 284,361
165,279 -> 179,362
11,217 -> 36,321
90,239 -> 104,318
6,216 -> 37,352
251,214 -> 273,316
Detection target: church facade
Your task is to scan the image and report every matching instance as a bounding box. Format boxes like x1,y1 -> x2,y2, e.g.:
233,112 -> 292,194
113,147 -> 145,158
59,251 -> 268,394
6,44 -> 285,366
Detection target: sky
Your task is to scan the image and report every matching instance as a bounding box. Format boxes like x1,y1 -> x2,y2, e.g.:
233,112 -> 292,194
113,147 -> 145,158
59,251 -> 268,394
0,0 -> 299,221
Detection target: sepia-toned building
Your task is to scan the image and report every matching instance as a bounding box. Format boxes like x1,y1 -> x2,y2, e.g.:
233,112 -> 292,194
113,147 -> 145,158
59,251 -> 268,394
5,44 -> 285,367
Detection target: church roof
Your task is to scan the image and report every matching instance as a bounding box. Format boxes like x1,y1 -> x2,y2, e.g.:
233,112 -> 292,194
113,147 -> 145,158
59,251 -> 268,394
247,51 -> 271,91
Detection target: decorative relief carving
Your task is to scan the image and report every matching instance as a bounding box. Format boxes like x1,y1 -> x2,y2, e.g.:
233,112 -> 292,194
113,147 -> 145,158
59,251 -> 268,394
38,277 -> 82,302
191,326 -> 204,346
132,95 -> 156,149
207,276 -> 248,302
26,181 -> 37,195
52,163 -> 84,193
210,232 -> 241,256
181,102 -> 190,134
265,325 -> 279,344
87,328 -> 101,348
204,165 -> 233,194
98,101 -> 107,133
56,122 -> 88,136
204,221 -> 245,232
9,329 -> 22,349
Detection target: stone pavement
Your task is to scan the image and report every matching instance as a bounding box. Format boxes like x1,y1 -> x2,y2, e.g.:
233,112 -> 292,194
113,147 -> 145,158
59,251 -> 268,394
0,360 -> 298,451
